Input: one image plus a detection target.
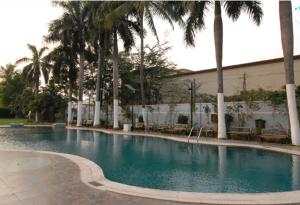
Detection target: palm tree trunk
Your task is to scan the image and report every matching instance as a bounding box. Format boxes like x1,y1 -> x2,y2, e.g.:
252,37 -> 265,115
139,12 -> 147,128
77,50 -> 84,126
279,1 -> 300,145
214,1 -> 226,139
67,84 -> 72,125
94,40 -> 102,126
113,28 -> 119,129
35,76 -> 39,122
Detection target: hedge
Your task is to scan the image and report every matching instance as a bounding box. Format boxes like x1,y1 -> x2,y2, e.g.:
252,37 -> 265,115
0,108 -> 13,118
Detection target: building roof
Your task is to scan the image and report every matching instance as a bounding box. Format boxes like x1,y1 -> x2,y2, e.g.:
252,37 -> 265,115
168,55 -> 300,78
175,68 -> 194,74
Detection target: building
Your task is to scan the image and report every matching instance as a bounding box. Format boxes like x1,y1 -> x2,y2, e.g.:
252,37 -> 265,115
163,55 -> 300,97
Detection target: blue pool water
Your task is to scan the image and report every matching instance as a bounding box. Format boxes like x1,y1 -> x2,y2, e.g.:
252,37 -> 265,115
0,127 -> 300,193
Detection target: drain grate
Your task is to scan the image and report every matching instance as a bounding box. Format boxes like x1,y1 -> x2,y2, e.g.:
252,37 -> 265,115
88,181 -> 103,187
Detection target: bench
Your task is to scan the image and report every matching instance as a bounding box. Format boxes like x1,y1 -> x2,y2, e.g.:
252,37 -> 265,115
69,120 -> 77,126
135,122 -> 144,130
156,124 -> 169,132
165,124 -> 189,134
82,120 -> 93,127
200,127 -> 215,137
259,128 -> 289,143
228,127 -> 252,140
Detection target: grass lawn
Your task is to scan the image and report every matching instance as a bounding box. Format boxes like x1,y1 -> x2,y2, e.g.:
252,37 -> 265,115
0,118 -> 50,125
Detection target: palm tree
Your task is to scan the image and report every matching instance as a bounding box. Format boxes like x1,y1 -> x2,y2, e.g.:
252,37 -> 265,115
279,1 -> 300,145
85,1 -> 107,126
108,2 -> 179,128
101,2 -> 140,129
54,1 -> 89,126
0,63 -> 16,80
45,45 -> 77,124
183,1 -> 262,139
46,14 -> 78,125
16,44 -> 50,121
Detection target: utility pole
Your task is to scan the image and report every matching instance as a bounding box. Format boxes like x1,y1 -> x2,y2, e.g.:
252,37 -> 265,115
243,72 -> 247,91
189,79 -> 196,128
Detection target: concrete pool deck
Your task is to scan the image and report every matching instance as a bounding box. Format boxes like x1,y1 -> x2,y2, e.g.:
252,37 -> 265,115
2,126 -> 300,204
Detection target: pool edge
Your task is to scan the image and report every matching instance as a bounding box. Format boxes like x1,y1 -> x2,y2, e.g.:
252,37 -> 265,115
62,126 -> 300,204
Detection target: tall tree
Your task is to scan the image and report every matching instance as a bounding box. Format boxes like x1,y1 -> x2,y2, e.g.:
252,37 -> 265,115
183,1 -> 262,138
108,1 -> 179,128
86,1 -> 107,126
104,2 -> 140,128
46,11 -> 79,125
54,1 -> 89,126
279,1 -> 300,145
16,44 -> 50,121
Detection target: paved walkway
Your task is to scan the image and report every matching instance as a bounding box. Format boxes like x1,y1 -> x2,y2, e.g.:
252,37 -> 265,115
0,150 -> 200,205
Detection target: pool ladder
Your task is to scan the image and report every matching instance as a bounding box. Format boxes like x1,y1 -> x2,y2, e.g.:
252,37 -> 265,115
187,127 -> 193,143
187,127 -> 203,143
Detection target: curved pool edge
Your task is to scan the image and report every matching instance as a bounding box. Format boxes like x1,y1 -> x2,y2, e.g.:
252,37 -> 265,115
63,126 -> 300,204
0,148 -> 300,205
67,126 -> 300,156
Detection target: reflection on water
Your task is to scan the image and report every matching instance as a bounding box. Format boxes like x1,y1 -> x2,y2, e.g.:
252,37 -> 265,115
293,155 -> 300,189
0,127 -> 300,193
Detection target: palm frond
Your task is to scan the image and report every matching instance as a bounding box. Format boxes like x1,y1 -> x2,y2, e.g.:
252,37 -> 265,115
16,57 -> 31,65
144,7 -> 159,43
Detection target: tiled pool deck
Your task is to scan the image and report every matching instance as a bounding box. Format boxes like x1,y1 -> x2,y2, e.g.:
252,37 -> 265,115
1,126 -> 300,205
0,150 -> 193,205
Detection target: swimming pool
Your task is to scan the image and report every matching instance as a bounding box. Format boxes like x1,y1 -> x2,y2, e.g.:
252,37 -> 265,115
0,127 -> 299,193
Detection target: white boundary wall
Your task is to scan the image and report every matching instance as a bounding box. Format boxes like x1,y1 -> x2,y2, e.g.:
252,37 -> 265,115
73,101 -> 290,129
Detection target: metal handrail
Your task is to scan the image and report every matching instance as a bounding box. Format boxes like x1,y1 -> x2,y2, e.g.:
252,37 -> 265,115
197,127 -> 203,142
187,127 -> 194,143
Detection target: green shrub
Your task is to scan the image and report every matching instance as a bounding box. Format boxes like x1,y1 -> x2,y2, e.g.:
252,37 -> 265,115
138,115 -> 143,123
261,137 -> 290,144
177,114 -> 188,124
0,108 -> 13,118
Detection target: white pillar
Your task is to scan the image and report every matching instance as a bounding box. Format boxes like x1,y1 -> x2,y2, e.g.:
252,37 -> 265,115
35,112 -> 38,122
286,84 -> 300,145
94,101 -> 100,126
217,93 -> 227,139
67,101 -> 72,124
113,99 -> 119,129
77,101 -> 83,126
142,107 -> 147,126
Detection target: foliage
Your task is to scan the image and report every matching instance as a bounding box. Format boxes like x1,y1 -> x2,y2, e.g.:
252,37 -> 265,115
0,118 -> 49,125
181,1 -> 263,47
122,105 -> 132,123
138,115 -> 143,123
16,44 -> 50,94
225,89 -> 286,107
177,114 -> 189,124
124,43 -> 176,105
0,65 -> 27,116
33,81 -> 67,122
0,108 -> 13,118
225,113 -> 234,130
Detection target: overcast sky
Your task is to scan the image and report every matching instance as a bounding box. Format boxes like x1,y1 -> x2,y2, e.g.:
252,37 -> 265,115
0,0 -> 300,71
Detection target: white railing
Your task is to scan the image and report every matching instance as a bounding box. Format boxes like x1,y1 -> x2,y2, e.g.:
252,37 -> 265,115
187,127 -> 194,143
197,127 -> 203,142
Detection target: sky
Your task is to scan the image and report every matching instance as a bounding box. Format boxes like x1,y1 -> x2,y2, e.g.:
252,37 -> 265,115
0,0 -> 300,71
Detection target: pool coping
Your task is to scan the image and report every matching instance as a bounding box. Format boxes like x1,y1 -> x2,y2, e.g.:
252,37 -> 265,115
64,126 -> 300,204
